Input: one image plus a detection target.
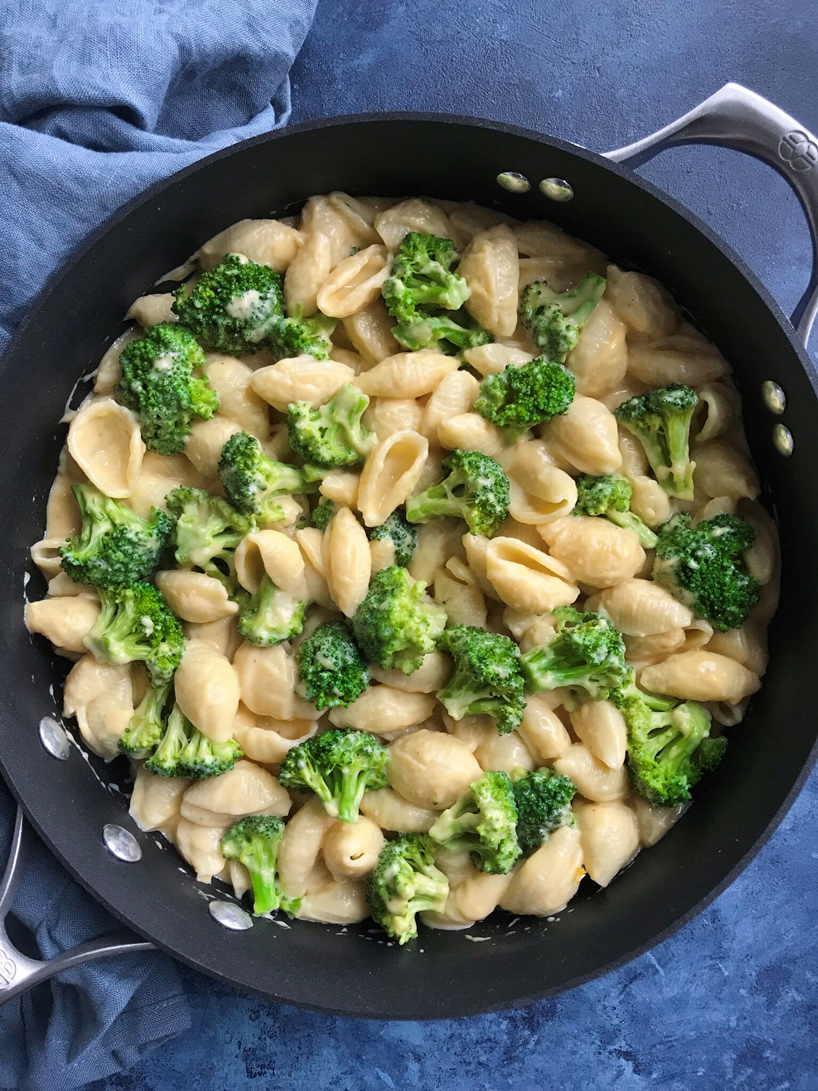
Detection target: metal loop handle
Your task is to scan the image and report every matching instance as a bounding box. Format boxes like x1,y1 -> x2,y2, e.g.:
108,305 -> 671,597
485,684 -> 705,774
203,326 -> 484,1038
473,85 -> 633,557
0,807 -> 152,1007
604,82 -> 818,347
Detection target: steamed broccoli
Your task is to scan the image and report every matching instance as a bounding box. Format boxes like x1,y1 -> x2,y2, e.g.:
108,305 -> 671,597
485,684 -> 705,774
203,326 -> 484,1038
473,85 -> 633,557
236,575 -> 306,646
310,498 -> 336,531
652,512 -> 761,631
352,566 -> 447,675
391,312 -> 491,354
512,768 -> 577,855
367,834 -> 449,944
267,310 -> 335,361
473,357 -> 576,437
368,509 -> 418,567
145,702 -> 241,779
428,770 -> 521,874
295,620 -> 370,710
165,486 -> 255,590
83,582 -> 185,684
115,323 -> 219,454
520,606 -> 628,704
519,273 -> 606,361
117,680 -> 172,759
574,473 -> 658,548
286,383 -> 375,469
614,384 -> 698,499
404,449 -> 510,538
382,232 -> 470,324
60,483 -> 172,589
278,728 -> 389,823
437,625 -> 526,734
172,254 -> 285,355
220,816 -> 299,916
218,431 -> 313,523
615,683 -> 726,806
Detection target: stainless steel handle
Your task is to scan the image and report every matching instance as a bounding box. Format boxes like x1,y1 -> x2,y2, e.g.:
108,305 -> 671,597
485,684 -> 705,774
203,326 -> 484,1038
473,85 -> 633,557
0,806 -> 153,1007
604,82 -> 818,347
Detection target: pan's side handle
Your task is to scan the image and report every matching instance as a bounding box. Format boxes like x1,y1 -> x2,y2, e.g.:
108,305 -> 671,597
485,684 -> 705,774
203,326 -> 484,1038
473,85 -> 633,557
0,806 -> 153,1007
604,82 -> 818,347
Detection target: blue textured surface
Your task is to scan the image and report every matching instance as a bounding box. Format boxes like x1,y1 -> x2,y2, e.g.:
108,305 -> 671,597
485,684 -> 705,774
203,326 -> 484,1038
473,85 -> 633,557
93,0 -> 818,1087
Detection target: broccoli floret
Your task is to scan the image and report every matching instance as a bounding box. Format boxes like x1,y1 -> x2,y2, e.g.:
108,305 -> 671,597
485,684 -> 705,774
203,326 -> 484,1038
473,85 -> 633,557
295,620 -> 370,710
218,431 -> 313,523
117,680 -> 172,759
428,770 -> 521,874
286,383 -> 375,469
382,233 -> 470,325
172,254 -> 286,356
404,449 -> 510,538
166,486 -> 255,590
60,483 -> 172,589
220,815 -> 299,916
368,509 -> 418,567
366,834 -> 449,945
652,512 -> 760,631
145,702 -> 241,779
83,582 -> 185,684
236,575 -> 306,646
520,606 -> 628,704
519,273 -> 606,361
615,684 -> 726,806
512,768 -> 577,855
310,498 -> 336,531
352,566 -> 447,675
574,473 -> 658,548
268,310 -> 335,361
473,356 -> 576,437
392,312 -> 491,354
615,384 -> 699,500
436,625 -> 525,734
278,728 -> 389,823
115,323 -> 219,454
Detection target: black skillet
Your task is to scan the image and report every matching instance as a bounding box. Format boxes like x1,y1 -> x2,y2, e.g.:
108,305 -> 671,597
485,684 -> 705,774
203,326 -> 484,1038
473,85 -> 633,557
0,83 -> 816,1019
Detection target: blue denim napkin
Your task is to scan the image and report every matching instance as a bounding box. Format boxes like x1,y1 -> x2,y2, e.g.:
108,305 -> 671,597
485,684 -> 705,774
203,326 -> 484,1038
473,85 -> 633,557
0,1 -> 317,1086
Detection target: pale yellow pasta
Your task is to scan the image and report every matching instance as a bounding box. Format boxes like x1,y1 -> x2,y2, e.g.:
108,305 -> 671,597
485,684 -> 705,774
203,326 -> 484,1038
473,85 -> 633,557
127,292 -> 176,327
356,350 -> 458,398
499,825 -> 584,917
173,641 -> 240,743
570,700 -> 627,770
322,506 -> 371,615
617,430 -> 650,478
449,203 -> 518,243
298,878 -> 370,925
26,595 -> 100,655
204,354 -> 270,440
441,711 -> 492,752
295,527 -> 334,609
692,440 -> 760,500
695,381 -> 742,442
640,649 -> 760,703
197,219 -> 302,271
284,230 -> 333,316
434,563 -> 487,628
129,766 -> 189,835
233,642 -> 317,720
63,656 -> 133,760
374,198 -> 453,251
567,300 -> 628,397
538,515 -> 645,588
183,616 -> 242,660
231,703 -> 317,764
629,475 -> 672,527
574,800 -> 639,887
155,570 -> 238,623
323,817 -> 384,881
251,355 -> 355,411
326,192 -> 382,245
329,346 -> 367,372
369,537 -> 395,573
363,399 -> 422,447
631,796 -> 687,848
604,265 -> 678,340
424,868 -> 511,929
420,371 -> 481,443
360,788 -> 437,833
514,219 -> 605,267
543,395 -> 622,475
184,415 -> 241,477
625,628 -> 686,666
358,430 -> 428,526
278,798 -> 335,900
330,685 -> 436,734
587,579 -> 693,636
518,694 -> 572,761
554,743 -> 629,802
473,727 -> 535,775
627,342 -> 729,387
175,819 -> 228,883
342,299 -> 401,363
370,651 -> 450,694
67,398 -> 144,497
485,536 -> 579,612
235,529 -> 307,598
180,760 -> 291,828
499,439 -> 578,525
301,196 -> 362,267
95,329 -> 138,395
458,224 -> 519,338
462,342 -> 533,376
31,538 -> 67,580
705,623 -> 769,677
316,244 -> 391,318
46,470 -> 82,539
387,729 -> 482,810
739,502 -> 777,585
437,412 -> 505,457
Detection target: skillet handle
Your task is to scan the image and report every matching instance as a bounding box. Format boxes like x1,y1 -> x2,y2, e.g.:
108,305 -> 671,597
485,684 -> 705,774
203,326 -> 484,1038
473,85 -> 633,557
603,82 -> 818,347
0,806 -> 153,1007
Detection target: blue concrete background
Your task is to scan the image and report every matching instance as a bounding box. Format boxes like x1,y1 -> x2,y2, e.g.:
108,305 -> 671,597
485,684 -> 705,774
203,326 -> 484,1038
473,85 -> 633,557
91,1 -> 818,1088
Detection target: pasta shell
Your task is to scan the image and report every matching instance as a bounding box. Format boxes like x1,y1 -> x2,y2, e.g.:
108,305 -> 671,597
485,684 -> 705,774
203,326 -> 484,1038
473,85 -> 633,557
198,219 -> 302,271
67,398 -> 145,498
358,430 -> 428,526
485,537 -> 579,612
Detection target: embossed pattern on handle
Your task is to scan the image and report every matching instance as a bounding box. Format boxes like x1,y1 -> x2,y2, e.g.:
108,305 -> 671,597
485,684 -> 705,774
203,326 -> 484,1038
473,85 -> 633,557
0,807 -> 153,1007
604,82 -> 818,347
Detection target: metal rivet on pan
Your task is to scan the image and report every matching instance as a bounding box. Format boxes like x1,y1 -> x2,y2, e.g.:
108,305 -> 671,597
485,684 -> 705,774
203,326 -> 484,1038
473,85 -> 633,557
761,380 -> 786,414
39,716 -> 70,760
209,900 -> 253,931
496,171 -> 531,193
772,423 -> 794,457
539,177 -> 574,201
103,823 -> 142,862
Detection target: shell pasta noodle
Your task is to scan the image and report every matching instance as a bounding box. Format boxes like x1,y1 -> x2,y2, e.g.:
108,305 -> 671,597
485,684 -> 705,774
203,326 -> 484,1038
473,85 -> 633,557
25,191 -> 780,945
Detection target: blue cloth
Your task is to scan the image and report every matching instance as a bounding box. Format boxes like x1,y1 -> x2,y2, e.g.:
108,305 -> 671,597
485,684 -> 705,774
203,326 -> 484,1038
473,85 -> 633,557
0,1 -> 316,1086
